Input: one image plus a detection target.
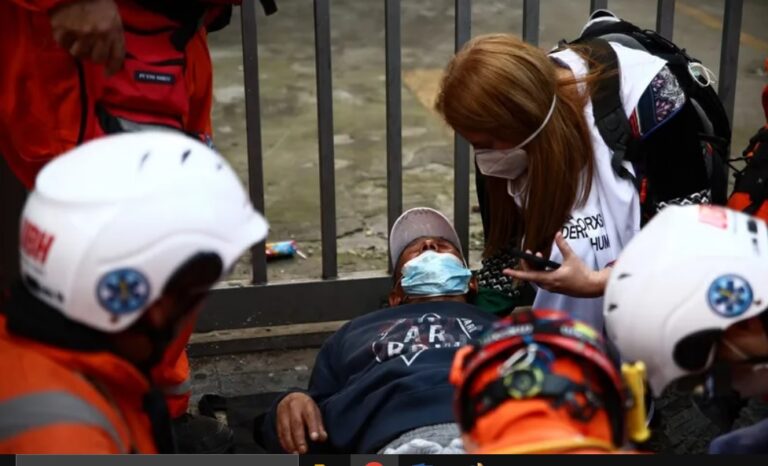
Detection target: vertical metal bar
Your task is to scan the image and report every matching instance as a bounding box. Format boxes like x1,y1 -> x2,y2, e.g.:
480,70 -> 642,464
385,0 -> 402,272
522,0 -> 540,46
590,0 -> 608,13
717,0 -> 743,126
454,0 -> 471,261
655,0 -> 675,41
314,0 -> 338,279
240,2 -> 268,285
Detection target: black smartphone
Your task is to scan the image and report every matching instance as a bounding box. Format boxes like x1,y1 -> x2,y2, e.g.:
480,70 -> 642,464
509,249 -> 561,271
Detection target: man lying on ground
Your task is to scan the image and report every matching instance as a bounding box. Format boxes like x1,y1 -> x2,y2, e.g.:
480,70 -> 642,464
260,207 -> 498,454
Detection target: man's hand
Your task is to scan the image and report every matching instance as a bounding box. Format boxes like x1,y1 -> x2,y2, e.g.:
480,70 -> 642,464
503,232 -> 610,298
276,392 -> 327,454
49,0 -> 125,75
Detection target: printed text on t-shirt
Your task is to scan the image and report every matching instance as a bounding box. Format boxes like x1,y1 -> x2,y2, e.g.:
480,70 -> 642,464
561,214 -> 611,251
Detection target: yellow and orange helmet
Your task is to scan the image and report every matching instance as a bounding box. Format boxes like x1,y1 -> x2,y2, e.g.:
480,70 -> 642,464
450,309 -> 628,449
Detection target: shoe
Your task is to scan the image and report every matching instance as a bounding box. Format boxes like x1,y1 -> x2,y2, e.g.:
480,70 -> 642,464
172,413 -> 235,454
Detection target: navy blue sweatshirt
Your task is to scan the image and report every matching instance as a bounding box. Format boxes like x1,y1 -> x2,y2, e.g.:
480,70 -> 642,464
261,301 -> 497,454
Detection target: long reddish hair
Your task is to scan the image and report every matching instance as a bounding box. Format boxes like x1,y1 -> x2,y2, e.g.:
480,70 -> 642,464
436,34 -> 600,256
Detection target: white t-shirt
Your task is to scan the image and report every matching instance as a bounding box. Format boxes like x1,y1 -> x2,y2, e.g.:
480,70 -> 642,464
531,43 -> 666,330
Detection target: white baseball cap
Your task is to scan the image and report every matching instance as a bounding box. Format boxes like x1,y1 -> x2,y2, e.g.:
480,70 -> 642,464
389,207 -> 463,268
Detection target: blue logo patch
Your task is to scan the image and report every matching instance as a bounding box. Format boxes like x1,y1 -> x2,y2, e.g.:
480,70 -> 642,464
96,268 -> 151,315
707,274 -> 753,318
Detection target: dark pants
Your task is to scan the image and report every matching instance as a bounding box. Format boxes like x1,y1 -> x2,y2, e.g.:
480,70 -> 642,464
0,154 -> 26,296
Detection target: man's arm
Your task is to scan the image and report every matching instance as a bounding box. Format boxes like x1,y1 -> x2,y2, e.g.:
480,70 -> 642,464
261,325 -> 348,453
259,390 -> 307,453
48,0 -> 124,74
11,0 -> 125,74
709,418 -> 768,454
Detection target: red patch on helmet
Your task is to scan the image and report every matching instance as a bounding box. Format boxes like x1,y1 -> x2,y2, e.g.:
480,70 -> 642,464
699,205 -> 728,229
20,219 -> 55,264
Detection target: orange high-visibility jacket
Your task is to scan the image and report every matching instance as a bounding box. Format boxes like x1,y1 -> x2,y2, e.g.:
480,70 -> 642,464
0,315 -> 157,453
0,0 -> 238,188
0,0 -> 239,416
152,320 -> 196,418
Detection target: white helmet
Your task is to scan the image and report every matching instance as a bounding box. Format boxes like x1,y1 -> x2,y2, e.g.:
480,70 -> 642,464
19,132 -> 268,333
603,205 -> 768,396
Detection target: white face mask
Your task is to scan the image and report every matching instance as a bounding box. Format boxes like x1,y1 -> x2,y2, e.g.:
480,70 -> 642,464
474,146 -> 529,180
507,177 -> 528,208
474,94 -> 557,188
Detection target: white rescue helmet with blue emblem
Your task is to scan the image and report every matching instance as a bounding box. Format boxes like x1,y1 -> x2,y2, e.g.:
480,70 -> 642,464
603,205 -> 768,396
19,132 -> 269,333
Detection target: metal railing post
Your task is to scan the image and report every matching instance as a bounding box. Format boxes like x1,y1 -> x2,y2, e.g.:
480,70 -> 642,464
717,0 -> 744,126
314,0 -> 338,279
453,0 -> 471,261
655,0 -> 676,41
240,1 -> 268,285
590,0 -> 608,13
385,0 -> 403,272
522,0 -> 540,46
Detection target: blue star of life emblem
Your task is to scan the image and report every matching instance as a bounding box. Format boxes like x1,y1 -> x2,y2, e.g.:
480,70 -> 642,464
707,274 -> 753,318
96,268 -> 151,316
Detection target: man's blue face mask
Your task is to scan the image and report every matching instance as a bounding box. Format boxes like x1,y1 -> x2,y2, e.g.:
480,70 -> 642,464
400,250 -> 472,297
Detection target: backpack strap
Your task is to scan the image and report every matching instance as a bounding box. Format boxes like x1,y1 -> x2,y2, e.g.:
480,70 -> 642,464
581,39 -> 641,187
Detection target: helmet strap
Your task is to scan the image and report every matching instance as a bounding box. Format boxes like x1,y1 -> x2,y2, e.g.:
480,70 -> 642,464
469,368 -> 604,424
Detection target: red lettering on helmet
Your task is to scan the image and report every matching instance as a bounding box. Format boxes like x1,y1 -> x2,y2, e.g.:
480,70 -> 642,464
20,219 -> 56,264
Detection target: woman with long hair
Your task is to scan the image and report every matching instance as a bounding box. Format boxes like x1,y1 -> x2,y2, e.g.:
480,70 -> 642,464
435,29 -> 703,328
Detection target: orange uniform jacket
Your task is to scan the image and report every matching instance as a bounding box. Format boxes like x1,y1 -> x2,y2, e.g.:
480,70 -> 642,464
0,315 -> 157,453
0,0 -> 237,188
0,0 -> 240,418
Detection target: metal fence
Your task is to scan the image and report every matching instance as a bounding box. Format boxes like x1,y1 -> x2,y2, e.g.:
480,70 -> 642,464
191,0 -> 745,355
0,0 -> 746,354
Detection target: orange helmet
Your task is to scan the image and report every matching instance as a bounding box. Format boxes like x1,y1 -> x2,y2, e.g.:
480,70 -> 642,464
450,309 -> 627,448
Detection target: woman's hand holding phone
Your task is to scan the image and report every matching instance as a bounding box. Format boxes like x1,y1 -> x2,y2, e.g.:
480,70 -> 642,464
503,232 -> 610,298
509,249 -> 561,271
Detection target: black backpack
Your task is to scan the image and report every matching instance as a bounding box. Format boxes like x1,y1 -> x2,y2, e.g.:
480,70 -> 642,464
568,10 -> 731,222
